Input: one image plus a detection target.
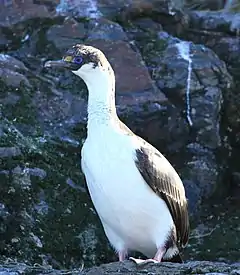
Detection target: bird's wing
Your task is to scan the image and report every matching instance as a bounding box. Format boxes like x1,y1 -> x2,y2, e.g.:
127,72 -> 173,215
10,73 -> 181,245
134,138 -> 189,248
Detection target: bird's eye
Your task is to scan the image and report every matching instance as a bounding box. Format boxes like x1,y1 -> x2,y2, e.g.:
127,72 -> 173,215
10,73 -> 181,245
74,56 -> 83,64
63,55 -> 73,62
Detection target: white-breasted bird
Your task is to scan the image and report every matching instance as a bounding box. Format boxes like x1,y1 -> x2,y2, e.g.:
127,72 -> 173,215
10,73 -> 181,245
44,44 -> 190,265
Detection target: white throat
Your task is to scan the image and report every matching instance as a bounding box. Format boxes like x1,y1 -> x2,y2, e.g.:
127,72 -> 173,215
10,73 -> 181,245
72,63 -> 118,135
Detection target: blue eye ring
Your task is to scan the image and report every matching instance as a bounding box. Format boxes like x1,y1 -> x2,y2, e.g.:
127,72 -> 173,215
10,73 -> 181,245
74,56 -> 83,64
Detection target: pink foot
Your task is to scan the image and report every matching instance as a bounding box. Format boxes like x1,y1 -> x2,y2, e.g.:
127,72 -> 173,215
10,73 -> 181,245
118,250 -> 128,262
129,247 -> 165,265
153,246 -> 165,261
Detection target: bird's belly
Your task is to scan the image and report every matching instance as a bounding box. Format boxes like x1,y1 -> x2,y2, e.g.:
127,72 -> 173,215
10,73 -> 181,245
82,146 -> 173,255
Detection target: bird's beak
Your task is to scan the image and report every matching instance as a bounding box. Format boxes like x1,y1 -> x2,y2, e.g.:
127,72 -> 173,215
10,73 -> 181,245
44,60 -> 72,69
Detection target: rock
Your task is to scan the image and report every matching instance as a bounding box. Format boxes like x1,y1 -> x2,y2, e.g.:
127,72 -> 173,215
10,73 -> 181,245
54,0 -> 185,19
0,167 -> 37,262
184,0 -> 225,10
55,0 -> 103,18
46,17 -> 128,52
188,10 -> 240,34
0,203 -> 10,237
0,54 -> 31,88
117,0 -> 188,36
0,147 -> 21,158
25,167 -> 47,179
0,260 -> 239,275
87,18 -> 128,41
231,172 -> 240,188
0,69 -> 31,88
186,10 -> 240,178
0,0 -> 56,28
0,29 -> 10,51
125,21 -> 232,212
187,11 -> 240,65
0,54 -> 28,72
46,18 -> 87,53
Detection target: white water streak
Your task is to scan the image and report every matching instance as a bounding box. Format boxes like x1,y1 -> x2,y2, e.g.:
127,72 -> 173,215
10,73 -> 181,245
176,41 -> 193,127
224,0 -> 234,10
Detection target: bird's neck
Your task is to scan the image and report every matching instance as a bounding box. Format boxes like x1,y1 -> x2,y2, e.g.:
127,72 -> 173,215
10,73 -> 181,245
84,66 -> 118,132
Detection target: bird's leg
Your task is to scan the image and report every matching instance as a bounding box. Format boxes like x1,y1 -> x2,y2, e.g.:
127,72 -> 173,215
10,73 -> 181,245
118,250 -> 127,262
130,247 -> 165,265
153,247 -> 165,261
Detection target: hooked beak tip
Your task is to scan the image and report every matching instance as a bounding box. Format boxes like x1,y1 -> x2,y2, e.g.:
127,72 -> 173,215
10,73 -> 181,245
44,60 -> 53,68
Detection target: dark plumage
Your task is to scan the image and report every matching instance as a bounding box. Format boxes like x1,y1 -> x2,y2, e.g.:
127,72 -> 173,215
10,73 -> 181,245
135,144 -> 189,259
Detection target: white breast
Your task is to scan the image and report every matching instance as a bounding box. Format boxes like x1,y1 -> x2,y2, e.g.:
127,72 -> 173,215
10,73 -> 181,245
81,125 -> 174,257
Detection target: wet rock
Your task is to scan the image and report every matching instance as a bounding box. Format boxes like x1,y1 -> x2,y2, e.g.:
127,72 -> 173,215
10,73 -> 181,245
0,202 -> 10,236
231,172 -> 240,188
0,260 -> 239,275
117,0 -> 184,17
46,18 -> 87,53
184,0 -> 226,11
0,0 -> 56,28
125,25 -> 232,211
0,54 -> 28,71
55,0 -> 185,19
0,167 -> 37,262
186,10 -> 240,173
188,11 -> 240,35
87,18 -> 128,41
186,195 -> 240,262
0,202 -> 9,216
0,147 -> 21,158
187,11 -> 240,71
77,224 -> 99,263
55,0 -> 103,18
0,69 -> 30,88
25,167 -> 47,179
150,37 -> 228,150
46,17 -> 128,54
0,54 -> 31,88
118,0 -> 188,36
0,29 -> 10,51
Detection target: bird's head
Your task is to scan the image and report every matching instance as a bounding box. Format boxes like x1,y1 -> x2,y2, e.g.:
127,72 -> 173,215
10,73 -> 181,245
44,44 -> 112,83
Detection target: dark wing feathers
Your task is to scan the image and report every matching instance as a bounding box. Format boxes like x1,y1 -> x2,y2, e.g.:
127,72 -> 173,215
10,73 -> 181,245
135,144 -> 189,248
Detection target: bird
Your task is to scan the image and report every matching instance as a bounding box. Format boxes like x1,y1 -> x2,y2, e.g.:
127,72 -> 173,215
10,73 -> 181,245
44,44 -> 190,265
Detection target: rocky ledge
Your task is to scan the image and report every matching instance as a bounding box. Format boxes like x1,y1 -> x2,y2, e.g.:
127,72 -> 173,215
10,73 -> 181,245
0,260 -> 240,275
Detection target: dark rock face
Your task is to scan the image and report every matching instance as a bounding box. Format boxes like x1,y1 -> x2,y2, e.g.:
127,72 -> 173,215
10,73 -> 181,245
0,0 -> 55,28
125,23 -> 232,210
186,11 -> 240,146
0,0 -> 239,269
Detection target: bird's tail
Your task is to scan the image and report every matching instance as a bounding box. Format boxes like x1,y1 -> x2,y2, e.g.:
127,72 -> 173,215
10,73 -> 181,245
163,247 -> 184,263
165,253 -> 183,263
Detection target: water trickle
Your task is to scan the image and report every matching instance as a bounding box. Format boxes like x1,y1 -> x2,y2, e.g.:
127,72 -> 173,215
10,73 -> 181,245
176,41 -> 193,127
224,0 -> 234,10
